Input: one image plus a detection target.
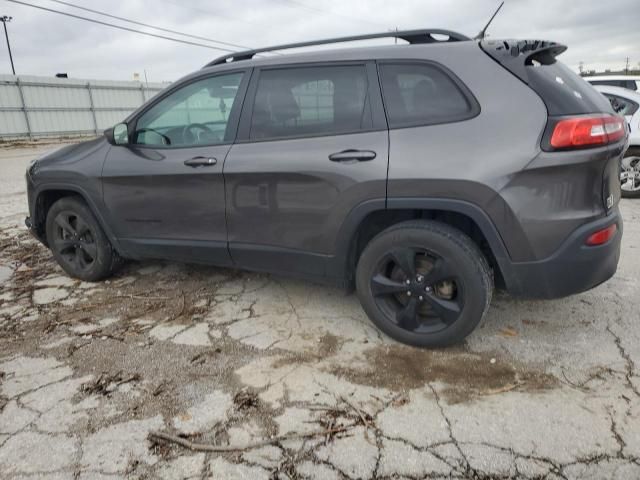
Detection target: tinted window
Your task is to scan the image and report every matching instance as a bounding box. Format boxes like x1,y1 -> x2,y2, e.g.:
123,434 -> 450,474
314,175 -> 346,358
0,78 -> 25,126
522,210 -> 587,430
379,63 -> 474,128
604,94 -> 639,116
135,72 -> 244,147
524,62 -> 613,115
250,65 -> 370,140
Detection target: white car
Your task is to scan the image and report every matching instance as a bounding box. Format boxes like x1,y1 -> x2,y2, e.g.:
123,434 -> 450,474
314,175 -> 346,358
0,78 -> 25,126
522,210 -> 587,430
587,75 -> 640,92
594,85 -> 640,197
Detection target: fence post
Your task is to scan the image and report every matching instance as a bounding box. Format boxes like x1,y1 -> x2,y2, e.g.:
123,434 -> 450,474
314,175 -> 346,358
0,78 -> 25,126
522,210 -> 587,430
87,82 -> 99,135
15,77 -> 32,139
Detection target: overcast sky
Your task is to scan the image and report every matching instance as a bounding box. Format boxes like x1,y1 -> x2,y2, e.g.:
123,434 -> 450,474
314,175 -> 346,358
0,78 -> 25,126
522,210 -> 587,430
1,0 -> 639,82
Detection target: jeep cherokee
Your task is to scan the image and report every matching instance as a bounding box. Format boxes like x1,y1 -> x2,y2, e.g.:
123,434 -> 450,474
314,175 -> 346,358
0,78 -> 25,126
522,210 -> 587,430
25,29 -> 626,347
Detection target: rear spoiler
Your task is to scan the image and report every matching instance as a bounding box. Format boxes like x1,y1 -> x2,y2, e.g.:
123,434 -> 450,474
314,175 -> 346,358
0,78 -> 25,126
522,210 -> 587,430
480,39 -> 567,83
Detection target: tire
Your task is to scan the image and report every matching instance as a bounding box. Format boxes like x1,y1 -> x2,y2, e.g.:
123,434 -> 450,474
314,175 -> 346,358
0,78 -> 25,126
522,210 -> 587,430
45,196 -> 120,281
620,148 -> 640,199
355,220 -> 493,348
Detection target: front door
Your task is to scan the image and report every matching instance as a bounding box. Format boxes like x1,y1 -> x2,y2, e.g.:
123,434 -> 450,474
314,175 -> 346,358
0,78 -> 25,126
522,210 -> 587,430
102,70 -> 248,265
223,62 -> 389,279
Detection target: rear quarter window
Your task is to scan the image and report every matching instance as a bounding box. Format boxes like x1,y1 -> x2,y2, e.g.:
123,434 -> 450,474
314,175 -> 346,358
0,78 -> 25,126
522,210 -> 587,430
526,62 -> 613,115
378,62 -> 479,129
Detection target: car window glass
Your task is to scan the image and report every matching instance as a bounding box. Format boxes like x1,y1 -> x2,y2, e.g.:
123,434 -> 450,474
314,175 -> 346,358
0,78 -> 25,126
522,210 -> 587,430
379,63 -> 473,128
134,72 -> 244,147
604,94 -> 639,116
249,65 -> 370,140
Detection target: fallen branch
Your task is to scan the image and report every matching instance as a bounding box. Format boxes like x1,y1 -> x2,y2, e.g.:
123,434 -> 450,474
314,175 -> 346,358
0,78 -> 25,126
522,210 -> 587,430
149,423 -> 355,453
340,395 -> 373,430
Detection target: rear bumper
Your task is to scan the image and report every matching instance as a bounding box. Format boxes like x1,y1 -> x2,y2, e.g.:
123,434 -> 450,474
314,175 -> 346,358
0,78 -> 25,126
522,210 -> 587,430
503,208 -> 622,299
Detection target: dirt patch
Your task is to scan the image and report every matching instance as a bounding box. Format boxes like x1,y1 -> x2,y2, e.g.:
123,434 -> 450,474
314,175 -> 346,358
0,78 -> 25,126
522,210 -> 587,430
329,344 -> 557,403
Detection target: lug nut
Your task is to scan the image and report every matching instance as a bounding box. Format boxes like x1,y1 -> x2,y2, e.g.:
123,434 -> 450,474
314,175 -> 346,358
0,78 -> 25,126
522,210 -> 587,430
416,275 -> 424,282
407,291 -> 412,296
419,295 -> 424,301
405,279 -> 411,285
425,286 -> 432,292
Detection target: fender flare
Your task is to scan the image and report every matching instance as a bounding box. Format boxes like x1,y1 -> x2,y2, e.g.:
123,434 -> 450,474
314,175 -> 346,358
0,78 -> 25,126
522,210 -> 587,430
33,182 -> 126,255
329,197 -> 517,289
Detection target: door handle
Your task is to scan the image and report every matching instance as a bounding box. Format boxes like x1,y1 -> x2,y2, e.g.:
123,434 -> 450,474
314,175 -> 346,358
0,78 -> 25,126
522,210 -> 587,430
328,149 -> 376,163
184,156 -> 217,167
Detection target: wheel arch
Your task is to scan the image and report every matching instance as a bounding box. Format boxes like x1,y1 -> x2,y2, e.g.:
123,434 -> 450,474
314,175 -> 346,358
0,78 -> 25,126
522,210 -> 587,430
32,183 -> 124,254
329,198 -> 515,291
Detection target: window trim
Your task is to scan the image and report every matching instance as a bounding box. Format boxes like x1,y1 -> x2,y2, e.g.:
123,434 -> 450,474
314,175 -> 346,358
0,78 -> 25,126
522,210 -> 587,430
376,59 -> 480,130
127,68 -> 252,150
235,60 -> 386,144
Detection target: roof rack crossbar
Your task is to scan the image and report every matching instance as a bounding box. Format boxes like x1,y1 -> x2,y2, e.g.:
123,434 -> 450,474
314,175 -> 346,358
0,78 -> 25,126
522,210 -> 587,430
204,29 -> 470,67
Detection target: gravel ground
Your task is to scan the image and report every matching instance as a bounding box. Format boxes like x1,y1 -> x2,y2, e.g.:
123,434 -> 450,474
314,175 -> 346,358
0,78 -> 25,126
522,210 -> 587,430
0,143 -> 639,480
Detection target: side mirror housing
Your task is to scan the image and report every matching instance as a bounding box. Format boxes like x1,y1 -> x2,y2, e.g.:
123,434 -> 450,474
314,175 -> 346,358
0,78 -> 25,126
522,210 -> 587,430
105,123 -> 129,145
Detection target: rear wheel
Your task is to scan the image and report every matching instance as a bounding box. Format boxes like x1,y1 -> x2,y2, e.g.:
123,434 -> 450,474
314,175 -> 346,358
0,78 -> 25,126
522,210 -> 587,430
45,197 -> 119,281
356,220 -> 493,348
621,148 -> 640,198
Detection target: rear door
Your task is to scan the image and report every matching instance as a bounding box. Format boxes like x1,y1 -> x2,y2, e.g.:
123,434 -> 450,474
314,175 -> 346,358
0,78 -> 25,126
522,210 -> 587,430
223,62 -> 388,279
102,70 -> 249,265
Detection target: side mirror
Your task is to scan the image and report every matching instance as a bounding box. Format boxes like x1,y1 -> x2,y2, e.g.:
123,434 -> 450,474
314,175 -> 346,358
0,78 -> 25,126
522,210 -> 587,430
105,123 -> 129,145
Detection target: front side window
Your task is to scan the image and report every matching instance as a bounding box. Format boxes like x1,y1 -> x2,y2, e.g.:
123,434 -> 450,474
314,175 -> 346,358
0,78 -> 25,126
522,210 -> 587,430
250,65 -> 371,140
379,63 -> 475,128
134,72 -> 244,147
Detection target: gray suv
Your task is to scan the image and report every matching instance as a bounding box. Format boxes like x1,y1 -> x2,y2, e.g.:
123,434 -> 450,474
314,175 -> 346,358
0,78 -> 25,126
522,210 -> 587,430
25,30 -> 626,347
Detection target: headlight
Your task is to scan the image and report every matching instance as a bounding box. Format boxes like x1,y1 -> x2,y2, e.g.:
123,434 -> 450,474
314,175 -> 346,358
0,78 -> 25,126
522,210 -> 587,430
28,157 -> 39,177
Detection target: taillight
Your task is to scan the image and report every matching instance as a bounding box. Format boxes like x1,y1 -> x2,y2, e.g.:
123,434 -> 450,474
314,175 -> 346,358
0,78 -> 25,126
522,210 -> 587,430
585,224 -> 617,246
550,114 -> 626,149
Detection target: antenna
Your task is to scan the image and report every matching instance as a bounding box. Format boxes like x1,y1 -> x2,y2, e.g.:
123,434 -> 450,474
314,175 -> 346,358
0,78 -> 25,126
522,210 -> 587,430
474,2 -> 504,40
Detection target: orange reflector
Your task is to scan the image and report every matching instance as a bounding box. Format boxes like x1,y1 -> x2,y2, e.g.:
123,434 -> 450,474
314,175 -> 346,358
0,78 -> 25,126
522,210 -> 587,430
585,224 -> 617,246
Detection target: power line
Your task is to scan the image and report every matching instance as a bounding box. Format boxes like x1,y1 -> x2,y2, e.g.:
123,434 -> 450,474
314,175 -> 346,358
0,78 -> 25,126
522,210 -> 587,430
45,0 -> 251,50
6,0 -> 236,52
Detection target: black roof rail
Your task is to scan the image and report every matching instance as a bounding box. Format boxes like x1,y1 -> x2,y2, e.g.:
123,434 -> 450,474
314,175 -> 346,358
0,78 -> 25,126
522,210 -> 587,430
204,29 -> 471,67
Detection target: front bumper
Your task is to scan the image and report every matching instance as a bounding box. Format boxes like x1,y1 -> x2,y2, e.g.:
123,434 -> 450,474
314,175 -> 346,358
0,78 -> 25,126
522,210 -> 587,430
503,208 -> 623,299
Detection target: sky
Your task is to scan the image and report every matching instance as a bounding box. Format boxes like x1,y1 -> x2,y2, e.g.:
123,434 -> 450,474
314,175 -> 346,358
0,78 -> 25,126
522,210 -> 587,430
1,0 -> 639,82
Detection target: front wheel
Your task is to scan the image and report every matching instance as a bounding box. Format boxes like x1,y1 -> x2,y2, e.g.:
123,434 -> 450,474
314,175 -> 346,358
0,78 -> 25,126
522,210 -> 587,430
45,196 -> 120,281
356,220 -> 493,348
621,149 -> 640,198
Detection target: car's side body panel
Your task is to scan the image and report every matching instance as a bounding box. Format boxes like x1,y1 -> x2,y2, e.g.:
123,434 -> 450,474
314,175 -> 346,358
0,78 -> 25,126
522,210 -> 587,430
25,39 -> 624,301
223,61 -> 389,279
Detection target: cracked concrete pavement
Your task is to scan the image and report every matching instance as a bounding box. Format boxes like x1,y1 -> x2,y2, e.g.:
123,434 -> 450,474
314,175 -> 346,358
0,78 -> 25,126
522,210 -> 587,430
0,143 -> 639,479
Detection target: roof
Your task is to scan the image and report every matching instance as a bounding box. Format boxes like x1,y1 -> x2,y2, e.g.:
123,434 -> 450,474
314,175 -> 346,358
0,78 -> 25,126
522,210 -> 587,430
203,28 -> 471,68
199,40 -> 478,73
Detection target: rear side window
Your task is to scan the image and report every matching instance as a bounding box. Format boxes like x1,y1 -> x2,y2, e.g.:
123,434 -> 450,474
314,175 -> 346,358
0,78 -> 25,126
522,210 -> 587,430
249,65 -> 371,140
525,63 -> 613,115
378,63 -> 478,128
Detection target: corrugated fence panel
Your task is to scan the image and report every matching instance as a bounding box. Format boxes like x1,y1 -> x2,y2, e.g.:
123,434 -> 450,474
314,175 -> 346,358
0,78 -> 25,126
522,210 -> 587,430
94,110 -> 135,130
0,111 -> 28,135
91,87 -> 142,109
0,74 -> 169,139
23,84 -> 91,109
0,81 -> 22,108
28,110 -> 95,134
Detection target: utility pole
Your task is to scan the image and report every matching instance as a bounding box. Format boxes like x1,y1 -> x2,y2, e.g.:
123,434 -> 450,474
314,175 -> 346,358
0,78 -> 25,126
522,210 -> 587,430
625,57 -> 630,74
1,16 -> 15,75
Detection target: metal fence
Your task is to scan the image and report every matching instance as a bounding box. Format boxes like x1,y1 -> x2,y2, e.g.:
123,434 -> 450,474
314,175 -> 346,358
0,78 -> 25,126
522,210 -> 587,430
0,74 -> 169,140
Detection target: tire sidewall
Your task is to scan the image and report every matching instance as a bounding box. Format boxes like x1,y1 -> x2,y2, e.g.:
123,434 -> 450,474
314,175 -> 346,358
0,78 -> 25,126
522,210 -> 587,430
45,197 -> 114,282
356,223 -> 491,347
